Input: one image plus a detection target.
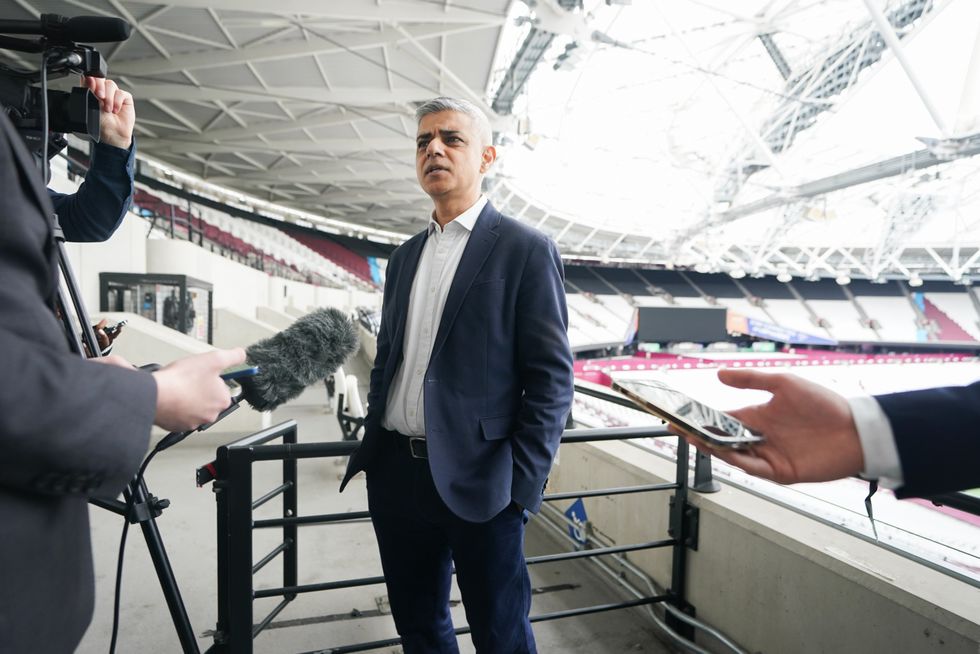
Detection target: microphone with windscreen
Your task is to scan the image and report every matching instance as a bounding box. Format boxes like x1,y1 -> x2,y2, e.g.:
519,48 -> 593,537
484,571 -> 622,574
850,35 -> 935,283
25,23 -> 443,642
239,308 -> 360,412
153,308 -> 358,453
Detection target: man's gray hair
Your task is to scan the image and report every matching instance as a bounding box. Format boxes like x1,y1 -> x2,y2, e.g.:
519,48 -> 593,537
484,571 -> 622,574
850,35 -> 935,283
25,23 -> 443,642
415,97 -> 493,146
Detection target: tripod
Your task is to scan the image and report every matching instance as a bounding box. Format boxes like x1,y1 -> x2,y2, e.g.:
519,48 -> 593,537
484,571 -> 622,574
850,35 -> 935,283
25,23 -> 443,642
55,221 -> 204,654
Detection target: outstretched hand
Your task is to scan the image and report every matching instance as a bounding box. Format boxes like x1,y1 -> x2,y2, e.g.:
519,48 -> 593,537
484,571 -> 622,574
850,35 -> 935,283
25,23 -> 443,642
680,369 -> 865,485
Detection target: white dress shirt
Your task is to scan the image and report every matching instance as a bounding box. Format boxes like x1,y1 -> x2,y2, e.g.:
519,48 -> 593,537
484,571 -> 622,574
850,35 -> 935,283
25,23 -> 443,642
382,195 -> 489,437
847,396 -> 904,488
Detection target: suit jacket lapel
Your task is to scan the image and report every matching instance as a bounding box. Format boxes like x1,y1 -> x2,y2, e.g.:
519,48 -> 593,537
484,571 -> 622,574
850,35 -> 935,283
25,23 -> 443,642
430,202 -> 500,363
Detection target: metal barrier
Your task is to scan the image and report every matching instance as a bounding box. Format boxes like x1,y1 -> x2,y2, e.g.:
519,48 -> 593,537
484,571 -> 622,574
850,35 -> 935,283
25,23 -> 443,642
197,421 -> 701,653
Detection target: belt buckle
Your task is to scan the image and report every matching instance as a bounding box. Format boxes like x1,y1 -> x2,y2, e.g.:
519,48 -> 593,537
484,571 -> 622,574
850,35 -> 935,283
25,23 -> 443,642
408,436 -> 427,459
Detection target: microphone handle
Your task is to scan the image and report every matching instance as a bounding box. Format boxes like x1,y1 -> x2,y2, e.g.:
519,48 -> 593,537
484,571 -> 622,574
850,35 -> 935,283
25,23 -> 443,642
154,396 -> 244,452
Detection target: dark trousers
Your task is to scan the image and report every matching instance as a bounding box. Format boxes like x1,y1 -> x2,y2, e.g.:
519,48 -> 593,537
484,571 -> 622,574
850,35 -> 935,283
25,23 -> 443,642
366,437 -> 535,654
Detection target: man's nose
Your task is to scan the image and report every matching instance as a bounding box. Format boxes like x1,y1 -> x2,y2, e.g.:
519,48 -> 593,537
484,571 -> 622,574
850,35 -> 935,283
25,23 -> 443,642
425,139 -> 444,156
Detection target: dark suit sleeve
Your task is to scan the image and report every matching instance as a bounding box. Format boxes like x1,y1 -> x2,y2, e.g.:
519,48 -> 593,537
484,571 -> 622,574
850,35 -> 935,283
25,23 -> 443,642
49,140 -> 135,243
511,236 -> 574,511
875,381 -> 980,498
0,328 -> 157,500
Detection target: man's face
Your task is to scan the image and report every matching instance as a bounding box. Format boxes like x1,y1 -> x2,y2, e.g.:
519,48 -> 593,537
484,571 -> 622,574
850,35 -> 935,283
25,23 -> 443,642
415,110 -> 491,203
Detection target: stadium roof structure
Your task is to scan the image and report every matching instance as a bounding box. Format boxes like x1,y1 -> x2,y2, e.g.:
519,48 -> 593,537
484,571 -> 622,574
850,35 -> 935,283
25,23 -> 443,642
2,0 -> 979,282
1,0 -> 515,239
491,0 -> 980,283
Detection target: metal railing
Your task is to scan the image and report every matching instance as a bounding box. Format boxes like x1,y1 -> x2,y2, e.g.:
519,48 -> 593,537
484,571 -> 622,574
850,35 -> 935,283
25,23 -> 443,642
197,420 -> 701,653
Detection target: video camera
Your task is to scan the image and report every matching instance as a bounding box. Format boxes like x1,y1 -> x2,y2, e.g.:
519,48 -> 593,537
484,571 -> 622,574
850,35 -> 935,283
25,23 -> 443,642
0,13 -> 130,166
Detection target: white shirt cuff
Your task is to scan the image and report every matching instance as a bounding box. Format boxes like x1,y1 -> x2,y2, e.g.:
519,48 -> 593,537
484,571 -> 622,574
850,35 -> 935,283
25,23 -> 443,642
847,396 -> 904,489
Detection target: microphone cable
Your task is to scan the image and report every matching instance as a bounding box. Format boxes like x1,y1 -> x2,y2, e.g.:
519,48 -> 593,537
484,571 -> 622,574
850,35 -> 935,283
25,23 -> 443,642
108,394 -> 243,653
108,444 -> 162,654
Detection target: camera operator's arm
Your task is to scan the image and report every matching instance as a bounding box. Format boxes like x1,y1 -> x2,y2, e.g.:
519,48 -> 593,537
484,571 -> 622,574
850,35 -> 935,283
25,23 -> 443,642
49,77 -> 135,242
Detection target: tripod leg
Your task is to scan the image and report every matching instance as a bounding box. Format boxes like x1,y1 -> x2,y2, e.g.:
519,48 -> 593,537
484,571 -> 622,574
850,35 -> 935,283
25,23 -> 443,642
124,479 -> 202,654
53,226 -> 100,357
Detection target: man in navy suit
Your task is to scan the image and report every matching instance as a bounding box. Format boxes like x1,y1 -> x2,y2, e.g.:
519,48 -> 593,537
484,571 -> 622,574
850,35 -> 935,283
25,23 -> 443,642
690,368 -> 980,497
341,97 -> 574,653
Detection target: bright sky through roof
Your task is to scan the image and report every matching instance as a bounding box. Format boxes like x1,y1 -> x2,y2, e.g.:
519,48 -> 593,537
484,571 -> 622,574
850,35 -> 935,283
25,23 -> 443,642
496,0 -> 980,249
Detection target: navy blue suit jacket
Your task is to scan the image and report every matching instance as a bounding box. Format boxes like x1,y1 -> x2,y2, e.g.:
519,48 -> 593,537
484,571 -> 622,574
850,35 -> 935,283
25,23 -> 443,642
876,381 -> 980,498
48,140 -> 135,242
342,202 -> 574,522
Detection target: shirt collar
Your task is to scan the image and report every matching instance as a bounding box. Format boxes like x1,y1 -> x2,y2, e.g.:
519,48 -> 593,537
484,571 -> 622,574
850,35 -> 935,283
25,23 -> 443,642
427,195 -> 488,235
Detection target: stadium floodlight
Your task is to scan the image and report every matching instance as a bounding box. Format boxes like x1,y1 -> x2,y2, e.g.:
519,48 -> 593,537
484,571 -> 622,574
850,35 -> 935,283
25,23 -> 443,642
729,268 -> 746,279
836,272 -> 852,285
908,274 -> 923,287
776,270 -> 793,283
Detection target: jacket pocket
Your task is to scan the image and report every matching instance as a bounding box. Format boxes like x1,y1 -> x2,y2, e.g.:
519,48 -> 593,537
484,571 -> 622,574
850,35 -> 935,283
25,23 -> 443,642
480,414 -> 515,440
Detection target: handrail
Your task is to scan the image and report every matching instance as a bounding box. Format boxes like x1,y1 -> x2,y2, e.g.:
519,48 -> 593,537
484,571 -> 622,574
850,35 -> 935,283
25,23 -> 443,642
200,422 -> 703,653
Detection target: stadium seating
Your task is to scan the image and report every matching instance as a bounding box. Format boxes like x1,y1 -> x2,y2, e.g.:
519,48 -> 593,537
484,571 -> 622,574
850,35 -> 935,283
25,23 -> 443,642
562,265 -> 980,348
133,187 -> 375,291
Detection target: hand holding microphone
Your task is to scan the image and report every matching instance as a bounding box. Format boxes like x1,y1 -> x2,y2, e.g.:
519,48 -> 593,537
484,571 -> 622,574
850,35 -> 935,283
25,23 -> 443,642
105,307 -> 357,435
152,348 -> 246,432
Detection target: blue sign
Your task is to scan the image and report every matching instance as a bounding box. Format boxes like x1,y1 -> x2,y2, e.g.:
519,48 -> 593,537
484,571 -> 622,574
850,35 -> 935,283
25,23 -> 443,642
745,318 -> 837,345
367,256 -> 385,285
564,498 -> 588,545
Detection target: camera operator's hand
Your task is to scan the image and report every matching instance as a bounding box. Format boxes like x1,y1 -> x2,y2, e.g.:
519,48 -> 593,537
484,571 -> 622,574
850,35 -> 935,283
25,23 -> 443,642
82,76 -> 135,150
152,348 -> 246,432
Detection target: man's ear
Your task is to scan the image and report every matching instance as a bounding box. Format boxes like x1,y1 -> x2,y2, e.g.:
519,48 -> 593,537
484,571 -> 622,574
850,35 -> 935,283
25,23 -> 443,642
480,144 -> 497,173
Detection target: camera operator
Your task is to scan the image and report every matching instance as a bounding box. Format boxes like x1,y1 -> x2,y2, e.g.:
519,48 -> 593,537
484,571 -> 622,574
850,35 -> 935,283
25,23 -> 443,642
0,107 -> 245,653
49,75 -> 136,242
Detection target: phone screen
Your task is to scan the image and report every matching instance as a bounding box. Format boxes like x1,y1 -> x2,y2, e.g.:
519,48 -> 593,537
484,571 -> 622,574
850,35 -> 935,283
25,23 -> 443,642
220,364 -> 259,381
612,379 -> 763,449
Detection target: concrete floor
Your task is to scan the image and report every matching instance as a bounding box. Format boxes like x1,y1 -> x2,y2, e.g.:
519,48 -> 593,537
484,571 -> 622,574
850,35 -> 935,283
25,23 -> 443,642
77,352 -> 672,654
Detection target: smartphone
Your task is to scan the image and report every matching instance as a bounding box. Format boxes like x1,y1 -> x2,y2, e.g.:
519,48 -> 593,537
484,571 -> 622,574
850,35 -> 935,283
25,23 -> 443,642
611,378 -> 763,449
103,319 -> 127,337
220,364 -> 259,381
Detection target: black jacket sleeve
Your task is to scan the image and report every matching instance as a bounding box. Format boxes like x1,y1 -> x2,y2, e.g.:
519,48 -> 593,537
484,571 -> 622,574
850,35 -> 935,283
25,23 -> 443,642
875,381 -> 980,498
49,140 -> 135,243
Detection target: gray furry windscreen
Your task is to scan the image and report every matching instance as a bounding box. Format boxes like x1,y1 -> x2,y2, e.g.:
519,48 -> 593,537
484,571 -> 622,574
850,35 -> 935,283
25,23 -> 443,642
242,307 -> 359,411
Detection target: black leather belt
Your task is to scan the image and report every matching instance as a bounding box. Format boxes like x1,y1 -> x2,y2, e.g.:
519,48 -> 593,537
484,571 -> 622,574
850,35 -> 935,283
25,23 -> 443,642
394,434 -> 427,459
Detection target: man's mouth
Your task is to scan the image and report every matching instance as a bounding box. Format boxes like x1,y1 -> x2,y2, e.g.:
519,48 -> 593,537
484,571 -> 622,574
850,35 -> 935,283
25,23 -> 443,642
425,165 -> 449,176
